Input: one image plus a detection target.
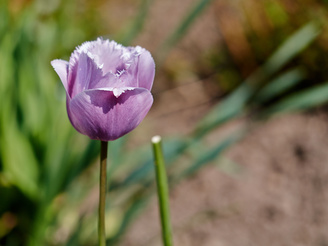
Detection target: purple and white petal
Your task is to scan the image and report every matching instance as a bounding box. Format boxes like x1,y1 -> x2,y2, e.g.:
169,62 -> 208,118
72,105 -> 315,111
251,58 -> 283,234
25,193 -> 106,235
119,46 -> 155,90
136,49 -> 155,90
51,59 -> 69,92
67,52 -> 103,98
88,39 -> 129,76
67,88 -> 153,141
91,72 -> 119,89
51,37 -> 155,141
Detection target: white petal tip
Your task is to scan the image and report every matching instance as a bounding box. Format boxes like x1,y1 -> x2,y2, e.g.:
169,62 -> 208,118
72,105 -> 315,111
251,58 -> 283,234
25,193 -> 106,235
151,135 -> 161,144
113,88 -> 124,98
112,87 -> 135,98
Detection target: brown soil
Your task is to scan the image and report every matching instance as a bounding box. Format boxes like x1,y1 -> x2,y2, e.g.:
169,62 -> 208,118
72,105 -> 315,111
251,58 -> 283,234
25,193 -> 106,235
121,112 -> 328,246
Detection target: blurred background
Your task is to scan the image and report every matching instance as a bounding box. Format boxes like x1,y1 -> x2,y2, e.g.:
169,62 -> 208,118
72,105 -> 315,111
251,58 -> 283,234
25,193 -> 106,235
1,0 -> 328,245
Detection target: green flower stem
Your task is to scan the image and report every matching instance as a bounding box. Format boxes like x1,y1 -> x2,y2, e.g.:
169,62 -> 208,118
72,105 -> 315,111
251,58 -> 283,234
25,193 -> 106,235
99,141 -> 108,246
152,136 -> 173,246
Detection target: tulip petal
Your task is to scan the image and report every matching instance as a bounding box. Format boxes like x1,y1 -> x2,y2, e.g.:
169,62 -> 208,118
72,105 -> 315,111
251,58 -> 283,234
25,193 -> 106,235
67,87 -> 153,141
51,59 -> 69,91
88,39 -> 128,75
68,52 -> 103,98
117,48 -> 155,90
137,50 -> 155,91
92,72 -> 122,89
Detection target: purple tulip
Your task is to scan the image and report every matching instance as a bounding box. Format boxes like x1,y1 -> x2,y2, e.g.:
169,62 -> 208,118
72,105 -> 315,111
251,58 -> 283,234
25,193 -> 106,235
51,38 -> 155,141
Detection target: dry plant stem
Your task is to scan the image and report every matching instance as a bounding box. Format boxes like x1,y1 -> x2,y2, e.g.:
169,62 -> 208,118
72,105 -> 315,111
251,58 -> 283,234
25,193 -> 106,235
152,136 -> 173,246
99,141 -> 108,246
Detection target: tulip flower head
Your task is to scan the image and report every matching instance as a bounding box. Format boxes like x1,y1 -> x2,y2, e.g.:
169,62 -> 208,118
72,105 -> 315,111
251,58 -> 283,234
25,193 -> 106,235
51,38 -> 155,141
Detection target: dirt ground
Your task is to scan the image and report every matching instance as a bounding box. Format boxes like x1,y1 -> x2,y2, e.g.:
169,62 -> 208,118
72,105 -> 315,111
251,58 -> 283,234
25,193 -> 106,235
121,112 -> 328,246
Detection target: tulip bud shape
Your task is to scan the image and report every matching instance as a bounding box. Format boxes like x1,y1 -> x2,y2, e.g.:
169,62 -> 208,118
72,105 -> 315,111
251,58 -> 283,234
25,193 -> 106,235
51,38 -> 155,141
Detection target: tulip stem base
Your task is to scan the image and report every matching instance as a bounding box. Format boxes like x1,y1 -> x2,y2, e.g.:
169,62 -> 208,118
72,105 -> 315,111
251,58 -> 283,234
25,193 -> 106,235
99,141 -> 108,246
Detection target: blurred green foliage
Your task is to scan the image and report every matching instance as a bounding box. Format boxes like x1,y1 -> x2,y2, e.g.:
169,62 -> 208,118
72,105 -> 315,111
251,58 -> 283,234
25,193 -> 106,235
1,0 -> 328,245
0,0 -> 103,245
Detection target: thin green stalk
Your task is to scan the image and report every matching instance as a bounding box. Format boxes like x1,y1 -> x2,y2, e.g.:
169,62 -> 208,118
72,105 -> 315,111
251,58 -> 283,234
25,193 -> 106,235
152,136 -> 173,246
99,141 -> 108,246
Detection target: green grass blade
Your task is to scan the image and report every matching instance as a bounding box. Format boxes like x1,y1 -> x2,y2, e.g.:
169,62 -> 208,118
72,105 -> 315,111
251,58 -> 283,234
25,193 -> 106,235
195,84 -> 252,138
264,82 -> 328,115
180,133 -> 243,178
261,22 -> 319,77
255,67 -> 305,103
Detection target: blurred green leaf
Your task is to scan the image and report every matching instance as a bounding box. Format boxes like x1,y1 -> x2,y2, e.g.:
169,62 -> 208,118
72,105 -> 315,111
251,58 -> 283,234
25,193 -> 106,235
261,22 -> 319,77
264,82 -> 328,115
195,84 -> 252,138
0,123 -> 39,200
194,22 -> 320,138
180,133 -> 243,178
111,138 -> 187,191
255,67 -> 305,103
264,1 -> 288,27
